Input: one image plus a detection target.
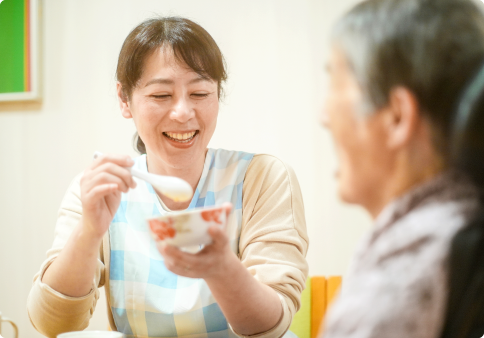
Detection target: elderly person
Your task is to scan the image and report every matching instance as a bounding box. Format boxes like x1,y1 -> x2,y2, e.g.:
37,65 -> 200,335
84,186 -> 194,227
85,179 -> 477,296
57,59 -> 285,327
28,17 -> 308,338
320,0 -> 484,337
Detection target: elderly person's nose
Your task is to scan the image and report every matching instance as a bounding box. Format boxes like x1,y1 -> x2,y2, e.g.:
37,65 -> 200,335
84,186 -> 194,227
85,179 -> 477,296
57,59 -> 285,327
320,106 -> 330,128
169,96 -> 193,123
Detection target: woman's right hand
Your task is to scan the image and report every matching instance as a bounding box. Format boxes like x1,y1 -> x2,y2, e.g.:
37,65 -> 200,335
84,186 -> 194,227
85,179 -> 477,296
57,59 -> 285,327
80,154 -> 137,239
41,154 -> 137,297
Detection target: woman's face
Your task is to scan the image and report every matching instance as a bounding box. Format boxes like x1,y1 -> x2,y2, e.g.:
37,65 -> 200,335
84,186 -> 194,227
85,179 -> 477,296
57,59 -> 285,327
120,47 -> 219,169
322,47 -> 394,213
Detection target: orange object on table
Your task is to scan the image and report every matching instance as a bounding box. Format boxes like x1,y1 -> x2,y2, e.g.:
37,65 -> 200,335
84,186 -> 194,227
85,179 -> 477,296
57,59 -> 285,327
310,275 -> 342,338
310,277 -> 327,338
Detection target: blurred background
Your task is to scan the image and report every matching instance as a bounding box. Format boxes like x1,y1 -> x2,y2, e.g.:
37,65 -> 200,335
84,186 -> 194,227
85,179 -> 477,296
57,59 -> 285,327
0,0 -> 370,337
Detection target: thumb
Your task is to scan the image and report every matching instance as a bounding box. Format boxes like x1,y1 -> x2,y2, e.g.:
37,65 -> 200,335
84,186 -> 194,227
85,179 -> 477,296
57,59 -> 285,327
207,224 -> 228,246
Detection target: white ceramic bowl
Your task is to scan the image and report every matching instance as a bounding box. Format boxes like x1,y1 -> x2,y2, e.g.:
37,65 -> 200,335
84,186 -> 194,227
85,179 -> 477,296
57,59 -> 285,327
148,205 -> 226,248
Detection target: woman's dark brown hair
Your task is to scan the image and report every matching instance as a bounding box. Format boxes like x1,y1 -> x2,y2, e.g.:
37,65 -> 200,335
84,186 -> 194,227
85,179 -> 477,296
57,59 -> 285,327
116,17 -> 227,154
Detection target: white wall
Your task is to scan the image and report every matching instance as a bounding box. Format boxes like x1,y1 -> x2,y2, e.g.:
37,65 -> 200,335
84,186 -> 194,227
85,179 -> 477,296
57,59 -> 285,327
0,0 -> 370,337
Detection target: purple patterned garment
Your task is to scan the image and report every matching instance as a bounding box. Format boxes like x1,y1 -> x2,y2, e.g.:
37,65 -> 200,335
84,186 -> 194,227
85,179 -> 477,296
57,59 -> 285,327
323,171 -> 479,338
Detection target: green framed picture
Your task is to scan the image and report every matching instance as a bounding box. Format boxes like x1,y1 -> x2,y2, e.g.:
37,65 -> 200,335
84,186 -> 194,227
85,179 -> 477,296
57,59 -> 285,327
0,0 -> 40,101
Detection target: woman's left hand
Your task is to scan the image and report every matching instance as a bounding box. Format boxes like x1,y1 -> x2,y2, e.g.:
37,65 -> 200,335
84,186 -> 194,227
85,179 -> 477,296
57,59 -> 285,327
158,203 -> 283,335
157,204 -> 238,279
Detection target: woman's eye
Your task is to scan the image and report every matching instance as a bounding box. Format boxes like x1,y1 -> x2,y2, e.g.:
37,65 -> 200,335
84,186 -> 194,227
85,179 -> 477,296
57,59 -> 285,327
191,93 -> 209,98
152,94 -> 171,99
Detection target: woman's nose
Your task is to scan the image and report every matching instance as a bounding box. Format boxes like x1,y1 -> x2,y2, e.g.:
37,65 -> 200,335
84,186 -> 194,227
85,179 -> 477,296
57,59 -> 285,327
169,96 -> 194,123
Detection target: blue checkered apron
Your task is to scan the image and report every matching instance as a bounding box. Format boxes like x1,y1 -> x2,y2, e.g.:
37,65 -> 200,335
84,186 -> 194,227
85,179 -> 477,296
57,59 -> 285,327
109,148 -> 255,338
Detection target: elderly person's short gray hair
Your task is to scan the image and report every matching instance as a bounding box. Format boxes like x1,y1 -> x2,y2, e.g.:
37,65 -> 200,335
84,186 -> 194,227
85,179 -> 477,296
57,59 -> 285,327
332,0 -> 484,159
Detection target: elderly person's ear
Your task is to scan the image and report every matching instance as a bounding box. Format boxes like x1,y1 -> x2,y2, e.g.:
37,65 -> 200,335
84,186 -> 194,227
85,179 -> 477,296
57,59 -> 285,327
117,82 -> 133,119
385,86 -> 420,149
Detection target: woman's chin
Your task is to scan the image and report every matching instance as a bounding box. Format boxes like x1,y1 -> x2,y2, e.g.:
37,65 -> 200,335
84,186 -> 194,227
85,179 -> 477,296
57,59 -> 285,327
155,143 -> 207,169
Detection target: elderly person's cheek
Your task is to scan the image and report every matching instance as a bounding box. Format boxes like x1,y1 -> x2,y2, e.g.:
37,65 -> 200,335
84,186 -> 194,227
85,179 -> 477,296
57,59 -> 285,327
322,85 -> 343,129
322,100 -> 346,189
329,96 -> 367,204
320,107 -> 330,129
333,119 -> 359,202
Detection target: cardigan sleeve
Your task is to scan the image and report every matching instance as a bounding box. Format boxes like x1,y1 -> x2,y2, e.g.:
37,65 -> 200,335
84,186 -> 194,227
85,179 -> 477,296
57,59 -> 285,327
233,154 -> 309,338
27,172 -> 106,338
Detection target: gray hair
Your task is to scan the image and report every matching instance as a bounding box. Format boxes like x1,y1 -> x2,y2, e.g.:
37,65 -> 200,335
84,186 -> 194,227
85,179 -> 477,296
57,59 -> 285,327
332,0 -> 484,156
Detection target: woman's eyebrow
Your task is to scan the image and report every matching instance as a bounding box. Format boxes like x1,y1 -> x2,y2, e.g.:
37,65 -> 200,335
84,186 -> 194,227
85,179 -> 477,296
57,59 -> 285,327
145,78 -> 175,87
188,76 -> 211,85
144,76 -> 211,87
144,78 -> 174,87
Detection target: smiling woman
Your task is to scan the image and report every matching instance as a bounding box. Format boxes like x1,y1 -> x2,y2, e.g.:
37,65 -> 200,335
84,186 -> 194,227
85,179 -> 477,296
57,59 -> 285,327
116,17 -> 227,156
119,47 -> 221,183
27,17 -> 308,338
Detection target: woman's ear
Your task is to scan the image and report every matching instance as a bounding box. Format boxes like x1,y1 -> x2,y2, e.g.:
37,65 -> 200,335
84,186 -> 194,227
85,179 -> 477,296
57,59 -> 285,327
117,82 -> 132,119
385,86 -> 420,149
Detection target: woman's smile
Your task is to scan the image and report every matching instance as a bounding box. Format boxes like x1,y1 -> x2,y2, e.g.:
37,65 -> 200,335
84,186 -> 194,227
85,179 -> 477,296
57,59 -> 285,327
162,130 -> 200,148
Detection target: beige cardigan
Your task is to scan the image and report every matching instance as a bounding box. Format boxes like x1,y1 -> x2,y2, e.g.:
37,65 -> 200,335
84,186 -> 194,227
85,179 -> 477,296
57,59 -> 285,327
27,154 -> 309,338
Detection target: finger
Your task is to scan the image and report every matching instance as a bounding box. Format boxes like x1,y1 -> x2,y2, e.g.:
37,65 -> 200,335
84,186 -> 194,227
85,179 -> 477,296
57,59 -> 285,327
85,183 -> 119,202
84,161 -> 137,191
164,260 -> 199,278
155,241 -> 167,256
87,171 -> 131,193
156,242 -> 181,260
163,244 -> 199,264
91,153 -> 134,171
160,255 -> 181,274
207,225 -> 228,246
156,243 -> 201,276
94,162 -> 136,189
100,163 -> 136,189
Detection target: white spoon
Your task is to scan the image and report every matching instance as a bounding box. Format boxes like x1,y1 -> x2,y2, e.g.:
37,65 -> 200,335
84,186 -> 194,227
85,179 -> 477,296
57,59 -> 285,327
93,151 -> 193,202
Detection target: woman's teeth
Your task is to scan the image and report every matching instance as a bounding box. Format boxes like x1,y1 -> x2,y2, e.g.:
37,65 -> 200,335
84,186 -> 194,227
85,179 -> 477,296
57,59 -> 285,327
164,131 -> 197,143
